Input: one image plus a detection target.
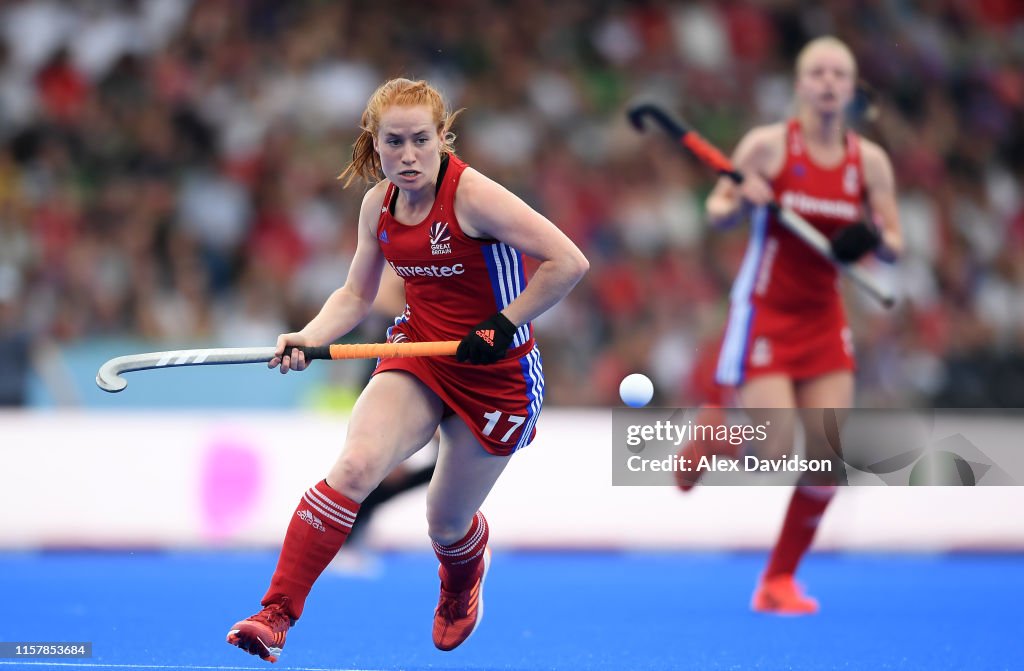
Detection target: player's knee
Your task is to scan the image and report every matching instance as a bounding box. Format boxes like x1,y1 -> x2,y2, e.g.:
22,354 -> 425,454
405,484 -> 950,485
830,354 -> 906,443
328,451 -> 383,499
425,507 -> 474,546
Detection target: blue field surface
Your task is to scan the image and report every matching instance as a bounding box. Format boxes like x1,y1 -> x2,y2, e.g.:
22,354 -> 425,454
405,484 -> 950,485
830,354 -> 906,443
1,550 -> 1021,670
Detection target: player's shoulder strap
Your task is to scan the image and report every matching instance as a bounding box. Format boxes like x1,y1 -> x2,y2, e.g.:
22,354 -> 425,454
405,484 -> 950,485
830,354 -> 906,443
785,118 -> 801,152
844,128 -> 861,163
437,153 -> 467,200
382,181 -> 399,217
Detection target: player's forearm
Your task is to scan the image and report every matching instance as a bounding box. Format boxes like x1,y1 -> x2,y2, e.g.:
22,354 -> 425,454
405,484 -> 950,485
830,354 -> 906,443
500,255 -> 589,328
299,286 -> 374,344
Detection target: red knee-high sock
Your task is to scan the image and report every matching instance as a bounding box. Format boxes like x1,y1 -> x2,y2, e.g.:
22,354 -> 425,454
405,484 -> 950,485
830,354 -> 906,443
764,485 -> 835,578
262,480 -> 360,620
433,511 -> 489,591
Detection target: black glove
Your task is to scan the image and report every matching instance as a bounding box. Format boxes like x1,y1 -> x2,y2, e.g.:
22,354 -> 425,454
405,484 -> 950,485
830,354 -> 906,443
457,312 -> 517,364
830,221 -> 881,263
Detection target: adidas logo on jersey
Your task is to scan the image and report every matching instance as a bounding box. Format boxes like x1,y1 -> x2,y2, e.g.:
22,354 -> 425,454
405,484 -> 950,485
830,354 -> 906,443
429,221 -> 452,256
297,509 -> 326,532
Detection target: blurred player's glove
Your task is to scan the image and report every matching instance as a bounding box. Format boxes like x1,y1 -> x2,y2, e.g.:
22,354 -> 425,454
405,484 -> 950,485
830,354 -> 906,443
457,312 -> 517,364
830,221 -> 881,263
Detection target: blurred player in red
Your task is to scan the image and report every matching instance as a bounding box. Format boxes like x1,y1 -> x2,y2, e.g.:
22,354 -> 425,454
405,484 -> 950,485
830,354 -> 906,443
677,37 -> 903,614
226,78 -> 588,662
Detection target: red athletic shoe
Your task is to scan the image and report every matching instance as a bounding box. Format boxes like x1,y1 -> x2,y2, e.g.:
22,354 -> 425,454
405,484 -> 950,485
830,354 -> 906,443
674,405 -> 735,491
751,574 -> 820,615
226,601 -> 295,663
432,546 -> 490,651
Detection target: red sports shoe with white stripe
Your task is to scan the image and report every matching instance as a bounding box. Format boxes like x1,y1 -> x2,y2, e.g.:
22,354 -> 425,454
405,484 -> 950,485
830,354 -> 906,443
227,480 -> 360,663
226,600 -> 294,663
433,546 -> 491,651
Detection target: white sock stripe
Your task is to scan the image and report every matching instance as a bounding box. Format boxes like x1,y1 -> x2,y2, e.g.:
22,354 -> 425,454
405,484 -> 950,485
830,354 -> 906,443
449,546 -> 486,566
445,513 -> 487,554
433,514 -> 487,557
302,497 -> 354,530
306,497 -> 356,526
433,525 -> 485,557
307,487 -> 357,522
433,539 -> 482,557
302,494 -> 353,529
305,498 -> 356,527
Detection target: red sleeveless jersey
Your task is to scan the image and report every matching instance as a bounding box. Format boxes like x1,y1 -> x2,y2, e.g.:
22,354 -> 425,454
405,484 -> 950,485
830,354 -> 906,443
732,119 -> 867,311
376,154 -> 534,351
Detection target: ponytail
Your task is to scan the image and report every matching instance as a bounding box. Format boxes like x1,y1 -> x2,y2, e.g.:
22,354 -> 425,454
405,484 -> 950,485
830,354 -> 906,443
338,113 -> 384,188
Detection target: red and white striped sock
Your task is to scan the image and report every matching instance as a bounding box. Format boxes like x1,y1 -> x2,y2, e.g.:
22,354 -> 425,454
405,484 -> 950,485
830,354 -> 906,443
433,511 -> 489,591
262,480 -> 360,620
764,485 -> 836,578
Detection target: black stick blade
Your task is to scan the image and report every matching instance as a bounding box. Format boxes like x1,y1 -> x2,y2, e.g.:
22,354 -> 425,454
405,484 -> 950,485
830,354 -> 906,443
626,102 -> 688,138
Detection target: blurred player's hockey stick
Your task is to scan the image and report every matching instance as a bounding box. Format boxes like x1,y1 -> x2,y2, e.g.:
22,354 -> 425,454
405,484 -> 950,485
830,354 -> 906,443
627,103 -> 895,308
97,341 -> 459,393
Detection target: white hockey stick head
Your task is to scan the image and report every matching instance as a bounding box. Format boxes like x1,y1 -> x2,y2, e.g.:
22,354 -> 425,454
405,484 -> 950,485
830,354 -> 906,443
95,347 -> 278,394
96,360 -> 129,393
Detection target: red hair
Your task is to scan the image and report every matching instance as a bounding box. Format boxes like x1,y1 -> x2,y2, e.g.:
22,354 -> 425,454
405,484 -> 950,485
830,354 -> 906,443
338,78 -> 462,188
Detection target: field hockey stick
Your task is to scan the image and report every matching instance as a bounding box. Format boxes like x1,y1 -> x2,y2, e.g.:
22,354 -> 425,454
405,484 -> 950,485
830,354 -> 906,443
96,341 -> 460,393
627,103 -> 896,308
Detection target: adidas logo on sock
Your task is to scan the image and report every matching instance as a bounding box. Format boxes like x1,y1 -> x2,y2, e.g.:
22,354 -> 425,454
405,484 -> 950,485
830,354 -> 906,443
297,509 -> 326,532
476,329 -> 495,346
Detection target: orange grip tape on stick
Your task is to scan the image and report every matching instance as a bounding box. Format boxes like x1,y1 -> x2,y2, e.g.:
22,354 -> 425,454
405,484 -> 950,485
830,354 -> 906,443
681,133 -> 735,175
328,341 -> 460,360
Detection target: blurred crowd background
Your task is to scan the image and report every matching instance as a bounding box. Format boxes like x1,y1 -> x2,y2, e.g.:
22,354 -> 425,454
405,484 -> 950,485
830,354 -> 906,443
1,0 -> 1022,408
